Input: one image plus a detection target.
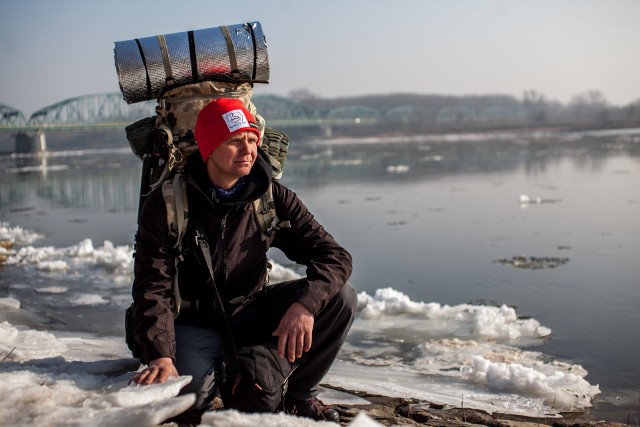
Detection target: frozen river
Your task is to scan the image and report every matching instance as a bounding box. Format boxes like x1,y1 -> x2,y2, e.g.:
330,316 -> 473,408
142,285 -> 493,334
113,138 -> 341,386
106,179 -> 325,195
1,128 -> 638,424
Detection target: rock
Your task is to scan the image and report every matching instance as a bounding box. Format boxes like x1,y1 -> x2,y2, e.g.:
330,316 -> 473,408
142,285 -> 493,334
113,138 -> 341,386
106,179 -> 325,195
322,385 -> 608,427
0,240 -> 14,265
0,240 -> 14,250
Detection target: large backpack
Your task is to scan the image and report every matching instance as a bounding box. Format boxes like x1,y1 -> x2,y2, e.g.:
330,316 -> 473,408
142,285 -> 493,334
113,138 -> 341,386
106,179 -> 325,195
126,80 -> 291,316
119,23 -> 298,409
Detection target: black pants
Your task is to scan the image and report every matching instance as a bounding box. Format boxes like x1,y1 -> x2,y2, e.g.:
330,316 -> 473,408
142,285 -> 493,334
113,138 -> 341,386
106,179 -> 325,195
175,280 -> 357,409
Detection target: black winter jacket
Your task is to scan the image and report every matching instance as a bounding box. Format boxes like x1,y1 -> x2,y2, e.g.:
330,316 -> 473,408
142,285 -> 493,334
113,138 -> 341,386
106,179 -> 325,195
131,149 -> 352,364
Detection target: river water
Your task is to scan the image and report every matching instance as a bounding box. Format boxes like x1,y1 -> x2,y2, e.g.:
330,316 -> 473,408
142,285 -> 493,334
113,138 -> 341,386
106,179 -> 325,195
1,128 -> 638,422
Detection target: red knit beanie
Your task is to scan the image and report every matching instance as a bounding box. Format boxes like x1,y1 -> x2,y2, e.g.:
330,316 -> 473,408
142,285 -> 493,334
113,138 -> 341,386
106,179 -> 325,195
194,98 -> 261,162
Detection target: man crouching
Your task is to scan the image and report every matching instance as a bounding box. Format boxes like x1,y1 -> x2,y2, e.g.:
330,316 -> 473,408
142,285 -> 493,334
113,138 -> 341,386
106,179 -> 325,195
130,98 -> 356,423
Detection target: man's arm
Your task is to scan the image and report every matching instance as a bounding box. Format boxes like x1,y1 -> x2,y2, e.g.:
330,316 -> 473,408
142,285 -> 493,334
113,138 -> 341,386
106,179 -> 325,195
271,183 -> 353,315
131,189 -> 179,371
270,183 -> 353,361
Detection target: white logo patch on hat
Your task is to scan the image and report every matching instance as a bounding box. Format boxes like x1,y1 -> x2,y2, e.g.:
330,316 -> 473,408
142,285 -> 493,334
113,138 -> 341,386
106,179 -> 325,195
222,109 -> 249,133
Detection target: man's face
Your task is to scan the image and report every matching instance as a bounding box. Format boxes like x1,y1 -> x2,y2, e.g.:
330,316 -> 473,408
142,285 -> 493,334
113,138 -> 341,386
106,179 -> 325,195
206,130 -> 259,188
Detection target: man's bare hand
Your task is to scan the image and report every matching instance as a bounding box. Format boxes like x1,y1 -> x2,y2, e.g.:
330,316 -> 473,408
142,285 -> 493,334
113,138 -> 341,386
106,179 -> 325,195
272,302 -> 314,362
129,357 -> 179,385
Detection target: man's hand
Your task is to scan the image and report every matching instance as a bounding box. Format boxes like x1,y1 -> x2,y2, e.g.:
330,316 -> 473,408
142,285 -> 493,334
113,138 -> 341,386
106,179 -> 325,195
272,302 -> 314,363
129,357 -> 179,385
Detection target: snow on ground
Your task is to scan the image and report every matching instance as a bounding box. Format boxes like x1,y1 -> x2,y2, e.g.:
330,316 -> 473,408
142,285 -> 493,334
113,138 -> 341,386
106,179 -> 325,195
0,289 -> 600,426
1,320 -> 380,426
0,223 -> 601,425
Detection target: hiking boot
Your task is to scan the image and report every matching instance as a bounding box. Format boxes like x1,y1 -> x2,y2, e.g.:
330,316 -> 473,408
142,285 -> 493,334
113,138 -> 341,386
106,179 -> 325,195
283,397 -> 340,422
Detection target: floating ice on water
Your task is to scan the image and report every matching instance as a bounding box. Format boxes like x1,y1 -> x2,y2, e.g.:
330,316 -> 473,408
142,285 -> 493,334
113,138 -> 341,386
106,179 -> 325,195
357,287 -> 551,341
336,288 -> 600,413
470,304 -> 552,339
330,289 -> 599,414
37,260 -> 69,271
519,194 -> 562,209
386,164 -> 410,173
7,245 -> 59,265
519,194 -> 542,205
5,237 -> 134,286
421,154 -> 443,162
330,159 -> 364,166
35,286 -> 69,294
267,260 -> 302,283
0,222 -> 44,245
5,233 -> 296,289
357,287 -> 426,315
461,355 -> 600,412
70,293 -> 109,306
0,297 -> 21,312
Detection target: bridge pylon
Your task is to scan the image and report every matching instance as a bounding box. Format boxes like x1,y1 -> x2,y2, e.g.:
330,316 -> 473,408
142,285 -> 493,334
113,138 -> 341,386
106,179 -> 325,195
15,131 -> 46,153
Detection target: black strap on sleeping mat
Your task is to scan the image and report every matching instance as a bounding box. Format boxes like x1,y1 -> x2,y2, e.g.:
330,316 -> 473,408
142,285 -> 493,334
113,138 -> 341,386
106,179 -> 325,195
187,30 -> 198,82
245,22 -> 258,81
134,38 -> 152,100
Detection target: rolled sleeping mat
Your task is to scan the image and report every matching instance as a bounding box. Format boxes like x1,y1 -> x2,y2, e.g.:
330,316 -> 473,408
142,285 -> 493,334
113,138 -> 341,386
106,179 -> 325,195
114,21 -> 269,104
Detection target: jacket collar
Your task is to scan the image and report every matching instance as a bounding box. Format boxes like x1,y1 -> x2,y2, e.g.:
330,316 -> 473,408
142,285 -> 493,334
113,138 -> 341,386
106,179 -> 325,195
186,146 -> 272,207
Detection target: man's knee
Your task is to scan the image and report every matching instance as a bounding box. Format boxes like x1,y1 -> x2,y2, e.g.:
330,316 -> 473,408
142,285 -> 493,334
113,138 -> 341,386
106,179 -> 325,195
174,324 -> 224,410
336,282 -> 358,316
321,282 -> 357,327
179,366 -> 217,410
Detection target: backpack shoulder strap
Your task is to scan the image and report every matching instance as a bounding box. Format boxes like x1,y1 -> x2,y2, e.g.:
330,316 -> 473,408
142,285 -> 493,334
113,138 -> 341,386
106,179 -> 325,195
161,167 -> 189,317
161,167 -> 189,250
252,183 -> 290,249
262,127 -> 289,181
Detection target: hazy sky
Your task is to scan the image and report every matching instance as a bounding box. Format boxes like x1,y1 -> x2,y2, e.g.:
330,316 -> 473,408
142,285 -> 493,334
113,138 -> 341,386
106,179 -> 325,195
1,0 -> 638,116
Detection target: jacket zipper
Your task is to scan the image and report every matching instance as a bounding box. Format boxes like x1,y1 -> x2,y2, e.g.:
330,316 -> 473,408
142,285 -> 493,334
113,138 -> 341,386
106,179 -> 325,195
219,217 -> 227,286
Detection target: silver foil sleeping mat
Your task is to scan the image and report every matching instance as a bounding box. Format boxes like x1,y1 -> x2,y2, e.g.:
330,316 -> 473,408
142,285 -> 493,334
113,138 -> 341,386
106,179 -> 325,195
114,22 -> 269,104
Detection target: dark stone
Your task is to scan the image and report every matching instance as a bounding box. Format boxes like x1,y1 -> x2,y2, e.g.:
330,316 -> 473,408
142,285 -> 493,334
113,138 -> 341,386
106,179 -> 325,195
320,385 -> 610,427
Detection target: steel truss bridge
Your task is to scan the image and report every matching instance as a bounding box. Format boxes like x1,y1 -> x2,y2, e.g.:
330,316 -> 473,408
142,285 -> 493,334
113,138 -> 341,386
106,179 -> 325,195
0,93 -> 389,134
1,92 -> 520,153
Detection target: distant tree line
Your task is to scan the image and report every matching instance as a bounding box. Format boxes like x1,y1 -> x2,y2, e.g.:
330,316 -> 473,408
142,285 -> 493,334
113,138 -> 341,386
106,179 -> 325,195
284,88 -> 640,138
